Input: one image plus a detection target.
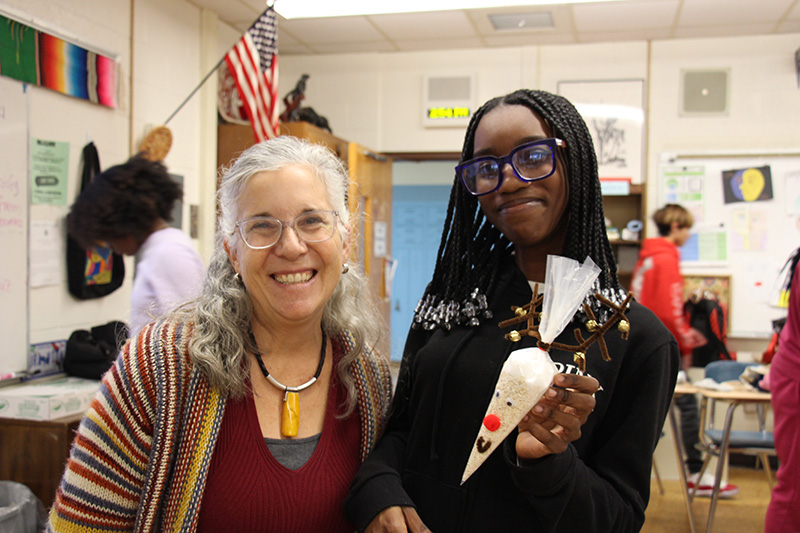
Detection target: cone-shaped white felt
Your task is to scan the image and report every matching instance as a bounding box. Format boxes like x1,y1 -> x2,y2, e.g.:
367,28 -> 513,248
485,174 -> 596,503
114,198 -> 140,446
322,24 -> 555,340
461,347 -> 557,484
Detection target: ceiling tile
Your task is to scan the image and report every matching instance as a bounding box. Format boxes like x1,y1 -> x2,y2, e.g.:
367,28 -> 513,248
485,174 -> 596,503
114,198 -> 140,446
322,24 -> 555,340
369,11 -> 474,40
578,27 -> 672,42
678,0 -> 796,27
673,22 -> 777,39
776,20 -> 800,32
573,0 -> 680,31
393,37 -> 485,51
787,1 -> 800,20
484,31 -> 576,47
280,42 -> 316,55
308,41 -> 398,54
186,0 -> 258,28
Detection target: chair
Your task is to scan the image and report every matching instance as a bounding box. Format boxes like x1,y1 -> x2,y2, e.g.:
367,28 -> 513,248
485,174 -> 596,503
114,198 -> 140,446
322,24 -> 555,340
695,361 -> 776,532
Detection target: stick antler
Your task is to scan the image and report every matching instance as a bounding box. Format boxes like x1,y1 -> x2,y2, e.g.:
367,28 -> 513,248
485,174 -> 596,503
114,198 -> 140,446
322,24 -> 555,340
498,284 -> 634,373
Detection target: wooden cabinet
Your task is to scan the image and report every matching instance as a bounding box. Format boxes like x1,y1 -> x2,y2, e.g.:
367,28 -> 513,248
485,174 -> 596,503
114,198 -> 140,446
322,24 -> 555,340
217,123 -> 349,170
0,413 -> 82,508
602,184 -> 645,291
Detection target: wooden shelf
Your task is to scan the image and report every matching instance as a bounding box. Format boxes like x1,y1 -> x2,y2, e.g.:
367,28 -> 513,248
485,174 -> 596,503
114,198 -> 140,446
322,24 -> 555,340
0,413 -> 82,508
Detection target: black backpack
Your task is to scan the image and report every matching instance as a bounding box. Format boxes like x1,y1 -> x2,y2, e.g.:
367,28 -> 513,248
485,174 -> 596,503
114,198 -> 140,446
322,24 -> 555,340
64,321 -> 129,380
683,297 -> 732,367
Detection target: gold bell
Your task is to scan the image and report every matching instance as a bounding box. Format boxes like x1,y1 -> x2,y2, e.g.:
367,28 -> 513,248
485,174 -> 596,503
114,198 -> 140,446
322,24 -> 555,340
509,330 -> 522,342
618,320 -> 630,333
515,307 -> 527,317
573,352 -> 586,372
586,320 -> 598,332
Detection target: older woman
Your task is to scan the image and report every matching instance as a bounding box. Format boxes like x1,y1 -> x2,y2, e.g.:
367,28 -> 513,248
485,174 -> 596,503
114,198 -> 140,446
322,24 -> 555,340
49,136 -> 393,532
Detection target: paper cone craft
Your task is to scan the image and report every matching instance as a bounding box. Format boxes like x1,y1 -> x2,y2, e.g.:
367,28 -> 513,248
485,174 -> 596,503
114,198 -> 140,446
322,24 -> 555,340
461,255 -> 634,484
461,347 -> 557,484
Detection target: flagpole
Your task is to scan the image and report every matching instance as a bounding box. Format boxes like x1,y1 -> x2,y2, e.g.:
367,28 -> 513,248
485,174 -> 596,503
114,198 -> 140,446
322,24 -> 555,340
164,54 -> 228,125
163,1 -> 276,126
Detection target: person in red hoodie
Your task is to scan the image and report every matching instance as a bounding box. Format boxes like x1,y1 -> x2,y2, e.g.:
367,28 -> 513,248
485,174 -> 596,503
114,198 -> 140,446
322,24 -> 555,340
631,203 -> 738,498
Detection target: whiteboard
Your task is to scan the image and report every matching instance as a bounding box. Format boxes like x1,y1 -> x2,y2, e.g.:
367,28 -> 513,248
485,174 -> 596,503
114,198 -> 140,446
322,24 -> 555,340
0,77 -> 29,374
658,152 -> 800,336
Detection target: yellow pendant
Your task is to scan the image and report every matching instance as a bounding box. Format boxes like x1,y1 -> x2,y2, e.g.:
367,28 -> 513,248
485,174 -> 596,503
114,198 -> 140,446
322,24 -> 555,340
281,391 -> 300,437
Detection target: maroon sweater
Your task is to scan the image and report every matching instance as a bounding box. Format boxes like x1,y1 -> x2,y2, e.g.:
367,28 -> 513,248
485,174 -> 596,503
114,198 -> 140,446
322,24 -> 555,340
196,372 -> 360,532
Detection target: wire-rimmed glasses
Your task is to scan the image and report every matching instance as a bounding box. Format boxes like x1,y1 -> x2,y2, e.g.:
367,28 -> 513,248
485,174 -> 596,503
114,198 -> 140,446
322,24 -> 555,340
234,210 -> 339,250
456,138 -> 566,197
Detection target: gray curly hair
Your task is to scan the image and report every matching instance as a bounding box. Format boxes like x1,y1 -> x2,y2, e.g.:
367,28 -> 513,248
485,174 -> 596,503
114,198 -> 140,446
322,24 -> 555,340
181,135 -> 383,415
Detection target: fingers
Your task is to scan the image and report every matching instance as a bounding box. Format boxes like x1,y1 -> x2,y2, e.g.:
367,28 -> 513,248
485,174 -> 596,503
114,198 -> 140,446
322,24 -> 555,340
365,507 -> 408,533
402,507 -> 432,533
553,373 -> 599,393
365,506 -> 430,533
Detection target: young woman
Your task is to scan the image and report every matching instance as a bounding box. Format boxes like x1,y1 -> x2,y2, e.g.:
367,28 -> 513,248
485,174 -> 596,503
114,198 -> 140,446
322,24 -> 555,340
346,89 -> 680,532
67,155 -> 205,337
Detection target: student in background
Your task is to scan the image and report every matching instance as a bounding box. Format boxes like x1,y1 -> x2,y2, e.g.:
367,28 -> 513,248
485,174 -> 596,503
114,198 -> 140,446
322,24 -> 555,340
67,155 -> 205,337
346,89 -> 679,532
630,203 -> 737,498
765,248 -> 800,532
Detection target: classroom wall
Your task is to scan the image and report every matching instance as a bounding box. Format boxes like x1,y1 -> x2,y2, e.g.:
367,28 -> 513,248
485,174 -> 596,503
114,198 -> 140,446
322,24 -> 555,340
2,0 -> 798,376
0,0 -> 219,375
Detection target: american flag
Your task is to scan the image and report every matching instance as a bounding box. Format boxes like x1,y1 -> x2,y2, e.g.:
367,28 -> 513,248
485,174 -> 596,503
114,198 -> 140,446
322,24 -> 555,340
225,6 -> 279,142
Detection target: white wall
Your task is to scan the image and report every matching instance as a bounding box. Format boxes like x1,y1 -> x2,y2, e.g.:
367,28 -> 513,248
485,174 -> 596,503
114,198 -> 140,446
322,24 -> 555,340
0,0 -> 214,376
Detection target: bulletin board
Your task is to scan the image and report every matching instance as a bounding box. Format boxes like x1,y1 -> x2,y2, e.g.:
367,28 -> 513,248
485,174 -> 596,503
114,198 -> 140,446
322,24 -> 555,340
658,151 -> 800,336
0,76 -> 29,371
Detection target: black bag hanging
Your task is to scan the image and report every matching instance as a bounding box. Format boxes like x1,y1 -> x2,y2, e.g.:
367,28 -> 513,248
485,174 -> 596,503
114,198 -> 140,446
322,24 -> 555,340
64,321 -> 129,380
66,142 -> 125,299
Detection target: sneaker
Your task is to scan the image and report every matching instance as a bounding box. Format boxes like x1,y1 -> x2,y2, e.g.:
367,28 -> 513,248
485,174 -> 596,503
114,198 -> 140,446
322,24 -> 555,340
687,472 -> 739,498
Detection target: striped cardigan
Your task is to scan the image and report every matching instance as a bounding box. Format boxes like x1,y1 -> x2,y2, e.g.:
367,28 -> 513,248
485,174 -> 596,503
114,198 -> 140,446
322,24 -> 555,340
48,319 -> 392,532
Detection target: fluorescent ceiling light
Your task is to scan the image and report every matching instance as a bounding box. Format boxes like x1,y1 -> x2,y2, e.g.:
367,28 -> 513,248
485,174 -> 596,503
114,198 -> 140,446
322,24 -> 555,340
275,0 -> 628,19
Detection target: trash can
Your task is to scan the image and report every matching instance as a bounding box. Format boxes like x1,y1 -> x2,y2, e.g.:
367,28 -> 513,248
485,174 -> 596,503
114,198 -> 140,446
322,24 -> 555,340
0,481 -> 46,533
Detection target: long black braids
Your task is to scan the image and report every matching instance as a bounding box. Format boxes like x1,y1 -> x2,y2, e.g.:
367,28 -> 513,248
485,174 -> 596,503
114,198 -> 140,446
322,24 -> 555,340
413,89 -> 625,331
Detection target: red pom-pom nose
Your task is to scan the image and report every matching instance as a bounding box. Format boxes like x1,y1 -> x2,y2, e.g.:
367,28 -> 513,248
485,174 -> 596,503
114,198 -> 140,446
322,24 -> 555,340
483,414 -> 501,432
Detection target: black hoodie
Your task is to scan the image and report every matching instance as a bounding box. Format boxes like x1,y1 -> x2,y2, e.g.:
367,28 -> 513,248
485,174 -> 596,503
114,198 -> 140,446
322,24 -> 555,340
346,256 -> 679,532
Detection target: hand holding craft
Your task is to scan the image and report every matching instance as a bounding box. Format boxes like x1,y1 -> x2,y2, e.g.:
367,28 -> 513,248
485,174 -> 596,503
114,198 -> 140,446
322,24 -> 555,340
462,255 -> 631,484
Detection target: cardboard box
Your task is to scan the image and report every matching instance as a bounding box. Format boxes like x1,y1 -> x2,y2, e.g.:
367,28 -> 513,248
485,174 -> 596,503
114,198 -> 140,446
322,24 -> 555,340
0,377 -> 100,421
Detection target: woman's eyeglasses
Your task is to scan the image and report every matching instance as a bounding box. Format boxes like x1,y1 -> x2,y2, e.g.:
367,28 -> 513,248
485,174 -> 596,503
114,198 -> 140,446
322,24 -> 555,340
456,138 -> 566,197
234,210 -> 339,250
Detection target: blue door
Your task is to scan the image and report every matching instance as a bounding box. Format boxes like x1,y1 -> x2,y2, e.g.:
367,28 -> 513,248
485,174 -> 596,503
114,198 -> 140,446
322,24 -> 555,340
390,185 -> 451,361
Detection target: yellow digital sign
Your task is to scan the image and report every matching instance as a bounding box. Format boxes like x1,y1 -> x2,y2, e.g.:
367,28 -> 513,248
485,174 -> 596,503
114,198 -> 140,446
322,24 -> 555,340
427,107 -> 471,119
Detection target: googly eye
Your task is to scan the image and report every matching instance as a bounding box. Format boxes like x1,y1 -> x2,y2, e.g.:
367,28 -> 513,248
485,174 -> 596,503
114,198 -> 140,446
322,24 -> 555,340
494,389 -> 502,398
505,397 -> 514,407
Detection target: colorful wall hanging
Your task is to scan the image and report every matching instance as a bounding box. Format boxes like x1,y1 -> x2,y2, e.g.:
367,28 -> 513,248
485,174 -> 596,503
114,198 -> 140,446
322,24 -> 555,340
0,14 -> 117,108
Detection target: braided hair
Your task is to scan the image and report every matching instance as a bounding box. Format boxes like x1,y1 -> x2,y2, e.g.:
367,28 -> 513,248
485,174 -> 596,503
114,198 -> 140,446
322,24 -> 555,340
413,89 -> 625,331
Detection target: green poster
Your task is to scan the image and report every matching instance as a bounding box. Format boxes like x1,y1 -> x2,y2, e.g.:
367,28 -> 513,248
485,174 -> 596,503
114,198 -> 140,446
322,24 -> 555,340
30,138 -> 69,205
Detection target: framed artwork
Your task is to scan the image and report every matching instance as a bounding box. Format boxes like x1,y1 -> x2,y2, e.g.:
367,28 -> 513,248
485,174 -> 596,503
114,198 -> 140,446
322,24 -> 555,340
557,79 -> 645,184
683,274 -> 732,332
